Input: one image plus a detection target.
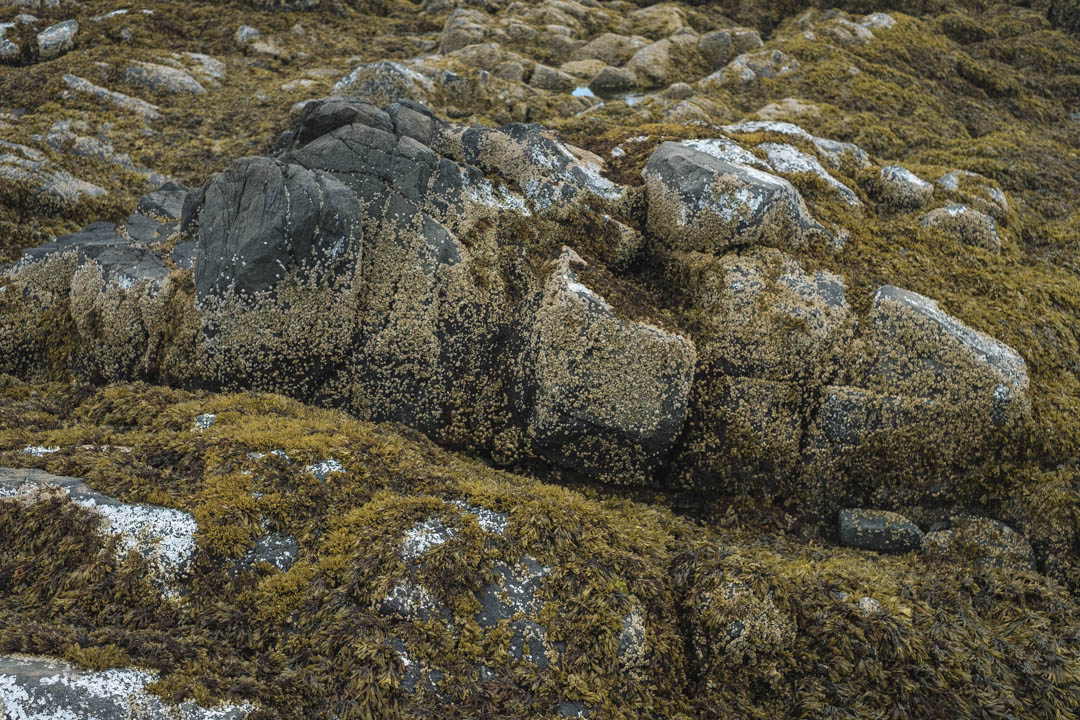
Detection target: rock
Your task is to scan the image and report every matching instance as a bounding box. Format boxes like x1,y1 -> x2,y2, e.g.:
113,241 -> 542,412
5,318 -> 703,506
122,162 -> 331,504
626,39 -> 674,87
0,468 -> 198,587
530,63 -> 576,91
723,120 -> 870,169
707,49 -> 799,85
862,12 -> 896,29
0,22 -> 21,63
661,81 -> 694,99
589,65 -> 636,92
570,32 -> 648,65
628,4 -> 687,39
837,508 -> 924,553
859,285 -> 1030,428
643,141 -> 830,254
920,204 -> 1001,252
680,573 -> 795,689
698,28 -> 762,69
39,119 -> 170,187
756,97 -> 820,121
36,18 -> 77,60
937,170 -> 1008,219
332,60 -> 434,106
492,59 -> 525,81
62,74 -> 162,120
440,8 -> 488,53
922,515 -> 1036,571
234,532 -> 300,573
194,412 -> 216,430
878,165 -> 934,209
560,58 -> 607,79
123,61 -> 206,95
522,248 -> 696,482
758,142 -> 860,205
0,655 -> 254,720
192,156 -> 363,301
670,248 -> 852,478
0,139 -> 107,205
234,24 -> 260,47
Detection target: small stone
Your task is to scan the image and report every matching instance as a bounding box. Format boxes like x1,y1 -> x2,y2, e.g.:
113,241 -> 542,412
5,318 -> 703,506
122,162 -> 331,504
920,204 -> 1001,252
837,508 -> 924,553
234,25 -> 260,47
879,165 -> 934,209
194,413 -> 215,430
530,63 -> 576,91
37,18 -> 78,60
589,65 -> 636,93
857,596 -> 882,614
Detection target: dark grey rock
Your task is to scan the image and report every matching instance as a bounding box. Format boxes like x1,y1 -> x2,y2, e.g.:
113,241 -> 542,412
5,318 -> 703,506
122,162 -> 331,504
191,156 -> 363,302
233,532 -> 299,574
837,508 -> 924,553
475,555 -> 548,627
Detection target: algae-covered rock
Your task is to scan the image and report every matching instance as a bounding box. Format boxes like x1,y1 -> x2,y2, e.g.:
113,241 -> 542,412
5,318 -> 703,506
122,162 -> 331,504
837,507 -> 924,553
0,467 -> 198,587
643,141 -> 831,254
0,655 -> 254,720
522,248 -> 696,482
920,204 -> 1001,252
922,515 -> 1036,571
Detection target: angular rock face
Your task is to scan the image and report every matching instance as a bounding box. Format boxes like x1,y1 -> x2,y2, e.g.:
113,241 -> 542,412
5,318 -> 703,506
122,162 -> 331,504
0,98 -> 1032,509
522,248 -> 696,481
860,285 -> 1029,428
643,141 -> 831,255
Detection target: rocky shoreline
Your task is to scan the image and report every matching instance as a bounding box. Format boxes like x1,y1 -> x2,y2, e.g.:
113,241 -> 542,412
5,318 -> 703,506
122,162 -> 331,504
1,0 -> 1079,718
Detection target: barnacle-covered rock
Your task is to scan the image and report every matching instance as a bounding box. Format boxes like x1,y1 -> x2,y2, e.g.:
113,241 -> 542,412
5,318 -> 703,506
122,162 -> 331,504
921,204 -> 1001,252
877,165 -> 934,209
643,141 -> 831,255
520,248 -> 696,482
922,515 -> 1036,571
837,508 -> 924,553
859,285 -> 1030,429
668,247 -> 852,485
0,467 -> 198,588
0,656 -> 254,720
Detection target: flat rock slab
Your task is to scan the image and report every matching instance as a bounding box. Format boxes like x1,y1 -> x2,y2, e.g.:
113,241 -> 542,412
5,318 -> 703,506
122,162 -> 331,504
0,467 -> 197,585
0,655 -> 253,719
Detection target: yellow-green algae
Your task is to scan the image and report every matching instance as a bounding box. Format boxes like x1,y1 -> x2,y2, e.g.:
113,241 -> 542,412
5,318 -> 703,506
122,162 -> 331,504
1,0 -> 1080,715
1,377 -> 1079,719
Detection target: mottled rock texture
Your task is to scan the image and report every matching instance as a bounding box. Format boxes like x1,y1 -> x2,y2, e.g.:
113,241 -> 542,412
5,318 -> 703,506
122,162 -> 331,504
1,0 -> 1079,717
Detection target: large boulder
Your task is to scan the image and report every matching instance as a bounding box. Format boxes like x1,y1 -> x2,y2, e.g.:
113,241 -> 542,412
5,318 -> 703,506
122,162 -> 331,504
643,141 -> 831,255
520,248 -> 696,482
859,285 -> 1029,429
668,248 -> 853,485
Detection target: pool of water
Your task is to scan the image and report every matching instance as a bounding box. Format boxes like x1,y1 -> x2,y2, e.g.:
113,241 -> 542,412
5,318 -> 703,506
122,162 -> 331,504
572,86 -> 647,106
